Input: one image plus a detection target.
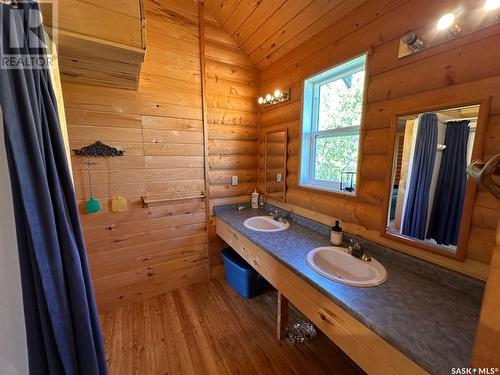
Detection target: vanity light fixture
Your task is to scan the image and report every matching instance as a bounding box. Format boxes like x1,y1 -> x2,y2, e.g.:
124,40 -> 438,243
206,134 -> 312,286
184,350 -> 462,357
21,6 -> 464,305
485,0 -> 500,10
400,3 -> 498,58
448,23 -> 463,37
401,32 -> 424,50
437,13 -> 456,30
257,89 -> 290,106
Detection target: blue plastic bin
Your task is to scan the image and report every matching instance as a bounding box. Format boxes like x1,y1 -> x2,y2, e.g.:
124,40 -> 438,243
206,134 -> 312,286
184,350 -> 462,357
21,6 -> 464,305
220,247 -> 268,298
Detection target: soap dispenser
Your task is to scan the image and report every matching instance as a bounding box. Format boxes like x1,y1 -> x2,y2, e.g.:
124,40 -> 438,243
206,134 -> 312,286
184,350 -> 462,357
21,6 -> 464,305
258,194 -> 265,209
330,220 -> 343,246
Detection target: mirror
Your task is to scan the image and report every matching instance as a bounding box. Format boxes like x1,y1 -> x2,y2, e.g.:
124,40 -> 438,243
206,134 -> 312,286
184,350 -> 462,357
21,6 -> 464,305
384,103 -> 483,258
265,130 -> 287,202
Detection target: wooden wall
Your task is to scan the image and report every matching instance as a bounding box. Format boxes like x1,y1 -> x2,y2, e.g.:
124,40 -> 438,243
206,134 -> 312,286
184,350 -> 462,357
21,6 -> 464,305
63,0 -> 259,309
258,0 -> 500,278
202,8 -> 260,277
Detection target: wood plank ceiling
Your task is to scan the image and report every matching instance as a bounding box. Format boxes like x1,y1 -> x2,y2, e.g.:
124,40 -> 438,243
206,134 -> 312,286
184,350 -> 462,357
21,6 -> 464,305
203,0 -> 369,69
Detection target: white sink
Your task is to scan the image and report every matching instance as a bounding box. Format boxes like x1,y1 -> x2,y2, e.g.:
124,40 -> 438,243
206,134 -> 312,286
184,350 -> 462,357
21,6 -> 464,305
306,246 -> 387,287
243,216 -> 290,232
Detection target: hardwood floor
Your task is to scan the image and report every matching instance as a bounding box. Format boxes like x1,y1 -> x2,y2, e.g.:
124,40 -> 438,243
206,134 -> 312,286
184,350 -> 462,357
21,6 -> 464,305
99,278 -> 364,375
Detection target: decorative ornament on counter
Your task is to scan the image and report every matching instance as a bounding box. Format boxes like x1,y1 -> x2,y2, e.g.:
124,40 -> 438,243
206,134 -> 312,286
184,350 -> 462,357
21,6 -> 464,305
287,318 -> 317,344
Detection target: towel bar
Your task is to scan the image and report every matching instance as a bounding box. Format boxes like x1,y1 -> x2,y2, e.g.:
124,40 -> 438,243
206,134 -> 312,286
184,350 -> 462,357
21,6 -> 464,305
141,192 -> 207,207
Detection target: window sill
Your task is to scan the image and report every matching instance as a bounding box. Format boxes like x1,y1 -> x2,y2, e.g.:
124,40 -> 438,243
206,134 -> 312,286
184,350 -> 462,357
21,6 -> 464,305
298,183 -> 358,198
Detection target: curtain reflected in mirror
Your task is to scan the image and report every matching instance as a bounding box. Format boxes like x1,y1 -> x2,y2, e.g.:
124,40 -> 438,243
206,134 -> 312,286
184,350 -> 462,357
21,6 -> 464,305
386,105 -> 479,254
265,130 -> 287,202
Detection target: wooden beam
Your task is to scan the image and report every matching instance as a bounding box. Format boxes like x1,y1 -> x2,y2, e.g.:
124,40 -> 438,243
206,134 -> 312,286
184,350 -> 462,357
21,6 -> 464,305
277,291 -> 289,340
198,1 -> 212,279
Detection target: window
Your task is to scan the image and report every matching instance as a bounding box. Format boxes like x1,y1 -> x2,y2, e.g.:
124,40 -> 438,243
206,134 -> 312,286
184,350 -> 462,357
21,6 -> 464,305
300,54 -> 367,194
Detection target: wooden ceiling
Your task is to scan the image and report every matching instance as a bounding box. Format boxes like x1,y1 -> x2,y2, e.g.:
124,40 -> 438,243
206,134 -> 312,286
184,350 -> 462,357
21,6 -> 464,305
203,0 -> 368,69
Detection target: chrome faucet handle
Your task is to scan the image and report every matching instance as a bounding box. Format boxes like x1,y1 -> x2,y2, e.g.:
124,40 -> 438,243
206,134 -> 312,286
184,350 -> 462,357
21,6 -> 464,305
269,209 -> 279,220
278,217 -> 288,225
361,252 -> 372,262
349,239 -> 362,251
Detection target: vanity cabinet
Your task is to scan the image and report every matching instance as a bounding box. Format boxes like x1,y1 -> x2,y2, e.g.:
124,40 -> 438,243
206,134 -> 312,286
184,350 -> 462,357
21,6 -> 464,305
216,218 -> 427,375
42,0 -> 146,90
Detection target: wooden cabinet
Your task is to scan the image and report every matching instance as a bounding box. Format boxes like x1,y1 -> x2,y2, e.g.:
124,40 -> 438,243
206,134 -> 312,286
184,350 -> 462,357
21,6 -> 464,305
42,0 -> 146,90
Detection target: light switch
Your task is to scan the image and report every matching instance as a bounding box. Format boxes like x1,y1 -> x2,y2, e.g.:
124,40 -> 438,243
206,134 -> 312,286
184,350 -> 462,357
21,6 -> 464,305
276,173 -> 282,183
231,176 -> 238,186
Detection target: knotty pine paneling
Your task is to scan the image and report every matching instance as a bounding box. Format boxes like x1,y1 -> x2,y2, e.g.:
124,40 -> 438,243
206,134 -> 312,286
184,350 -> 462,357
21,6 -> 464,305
204,0 -> 369,69
60,1 -> 183,308
258,0 -> 500,277
62,0 -> 260,308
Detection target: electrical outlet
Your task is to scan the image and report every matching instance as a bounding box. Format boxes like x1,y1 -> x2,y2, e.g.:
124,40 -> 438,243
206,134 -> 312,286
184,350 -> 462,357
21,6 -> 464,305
276,173 -> 282,183
231,176 -> 238,186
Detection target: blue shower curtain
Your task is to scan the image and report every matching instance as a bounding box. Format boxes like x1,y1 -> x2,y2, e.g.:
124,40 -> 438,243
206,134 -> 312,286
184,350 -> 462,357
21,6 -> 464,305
426,121 -> 470,246
0,2 -> 107,374
401,113 -> 438,240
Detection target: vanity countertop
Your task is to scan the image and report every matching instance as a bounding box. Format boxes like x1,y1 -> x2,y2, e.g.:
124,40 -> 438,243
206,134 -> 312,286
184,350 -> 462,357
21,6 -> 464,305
214,204 -> 485,375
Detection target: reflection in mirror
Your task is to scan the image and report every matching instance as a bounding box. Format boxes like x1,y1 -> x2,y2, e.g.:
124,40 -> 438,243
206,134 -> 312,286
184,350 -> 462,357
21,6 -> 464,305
265,130 -> 287,202
386,105 -> 479,254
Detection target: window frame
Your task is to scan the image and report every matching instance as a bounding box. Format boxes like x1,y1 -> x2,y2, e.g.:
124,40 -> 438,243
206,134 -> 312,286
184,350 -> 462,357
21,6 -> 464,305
299,53 -> 368,195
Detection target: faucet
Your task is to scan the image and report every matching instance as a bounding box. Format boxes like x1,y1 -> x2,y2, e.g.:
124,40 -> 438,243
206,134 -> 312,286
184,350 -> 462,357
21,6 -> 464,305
269,209 -> 288,224
348,240 -> 371,262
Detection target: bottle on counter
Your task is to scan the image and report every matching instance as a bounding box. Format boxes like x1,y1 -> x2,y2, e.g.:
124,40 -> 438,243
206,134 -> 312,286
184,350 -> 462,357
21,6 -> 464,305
258,194 -> 265,209
330,220 -> 343,246
251,190 -> 259,209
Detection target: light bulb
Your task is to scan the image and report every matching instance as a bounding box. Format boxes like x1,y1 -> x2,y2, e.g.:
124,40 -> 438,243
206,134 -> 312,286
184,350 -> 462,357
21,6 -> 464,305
274,89 -> 282,99
257,97 -> 264,105
437,13 -> 455,30
485,0 -> 500,10
265,94 -> 273,102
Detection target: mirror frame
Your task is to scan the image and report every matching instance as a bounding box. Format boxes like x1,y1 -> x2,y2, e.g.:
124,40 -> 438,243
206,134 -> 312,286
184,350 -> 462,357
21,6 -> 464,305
264,129 -> 288,203
380,97 -> 491,260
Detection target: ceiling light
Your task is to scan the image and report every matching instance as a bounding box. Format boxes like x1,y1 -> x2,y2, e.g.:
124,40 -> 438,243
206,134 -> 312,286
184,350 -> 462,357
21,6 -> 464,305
437,13 -> 455,30
274,89 -> 282,99
257,97 -> 264,105
485,0 -> 500,10
265,94 -> 273,102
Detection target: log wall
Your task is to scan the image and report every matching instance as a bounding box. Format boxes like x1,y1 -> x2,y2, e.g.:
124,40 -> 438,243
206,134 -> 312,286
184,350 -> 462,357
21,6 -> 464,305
258,0 -> 500,277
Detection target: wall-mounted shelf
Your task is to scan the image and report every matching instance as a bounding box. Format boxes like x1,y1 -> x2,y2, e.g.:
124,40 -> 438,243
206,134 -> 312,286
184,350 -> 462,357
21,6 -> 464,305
41,0 -> 146,90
